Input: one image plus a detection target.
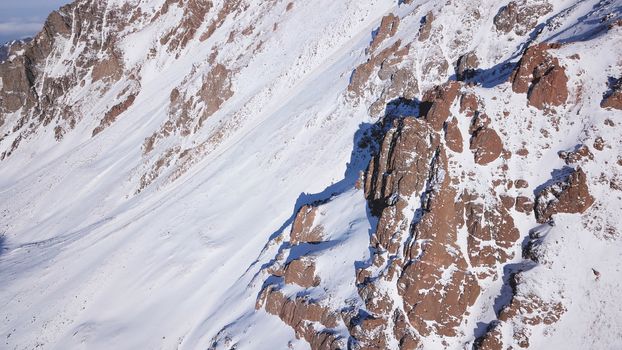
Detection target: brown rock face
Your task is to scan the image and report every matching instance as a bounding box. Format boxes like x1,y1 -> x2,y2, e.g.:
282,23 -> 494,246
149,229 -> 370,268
290,205 -> 324,245
601,77 -> 622,110
474,323 -> 504,350
421,81 -> 461,131
535,168 -> 595,223
283,258 -> 320,288
499,273 -> 565,326
460,92 -> 480,117
369,14 -> 400,53
92,94 -> 137,136
364,118 -> 438,253
593,137 -> 605,151
159,0 -> 214,50
398,149 -> 481,337
515,196 -> 534,214
510,43 -> 568,110
470,128 -> 503,165
494,0 -> 553,36
197,63 -> 234,127
418,12 -> 435,41
464,192 -> 520,273
348,39 -> 416,107
456,51 -> 479,81
257,286 -> 343,349
528,65 -> 569,109
444,117 -> 464,153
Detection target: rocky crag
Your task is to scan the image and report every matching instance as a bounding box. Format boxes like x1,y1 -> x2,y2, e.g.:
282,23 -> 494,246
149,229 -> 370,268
0,0 -> 621,349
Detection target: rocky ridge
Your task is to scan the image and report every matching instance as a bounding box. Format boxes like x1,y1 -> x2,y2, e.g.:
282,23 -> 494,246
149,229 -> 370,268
0,0 -> 621,349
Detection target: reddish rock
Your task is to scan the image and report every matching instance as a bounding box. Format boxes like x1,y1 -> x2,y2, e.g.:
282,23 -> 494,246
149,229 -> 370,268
494,0 -> 553,36
284,258 -> 320,288
535,167 -> 595,223
510,43 -> 568,109
470,128 -> 503,165
593,137 -> 605,151
197,63 -> 234,127
398,150 -> 481,337
456,51 -> 479,80
418,12 -> 434,41
469,113 -> 491,135
516,148 -> 529,156
515,179 -> 529,188
499,275 -> 565,326
290,205 -> 324,245
348,40 -> 410,99
369,14 -> 400,53
365,118 -> 439,253
421,81 -> 461,131
558,144 -> 594,165
92,94 -> 137,136
444,117 -> 464,153
464,191 -> 520,270
474,323 -> 504,350
601,77 -> 622,110
460,93 -> 480,117
528,64 -> 569,109
515,196 -> 534,214
500,195 -> 516,210
257,286 -> 343,349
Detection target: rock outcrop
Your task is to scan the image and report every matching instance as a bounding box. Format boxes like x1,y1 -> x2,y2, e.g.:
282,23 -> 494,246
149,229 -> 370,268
470,127 -> 503,165
257,286 -> 343,349
420,81 -> 461,131
493,0 -> 553,36
290,205 -> 324,245
601,77 -> 622,110
456,51 -> 479,81
510,43 -> 569,110
535,168 -> 595,223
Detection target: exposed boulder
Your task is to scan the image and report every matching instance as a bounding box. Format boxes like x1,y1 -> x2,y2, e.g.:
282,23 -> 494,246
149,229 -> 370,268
456,51 -> 479,80
498,274 -> 565,326
460,92 -> 480,117
257,286 -> 343,349
365,117 -> 439,253
601,77 -> 622,110
535,168 -> 595,223
444,117 -> 464,153
470,127 -> 503,165
464,191 -> 520,272
515,179 -> 529,189
474,322 -> 504,350
515,196 -> 534,214
421,81 -> 461,131
197,63 -> 234,127
510,43 -> 569,110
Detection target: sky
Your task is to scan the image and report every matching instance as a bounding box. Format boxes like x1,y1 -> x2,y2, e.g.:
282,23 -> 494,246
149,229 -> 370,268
0,0 -> 71,44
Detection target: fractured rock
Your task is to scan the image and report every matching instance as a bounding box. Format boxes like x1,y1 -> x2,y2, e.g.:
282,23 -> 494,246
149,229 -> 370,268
510,43 -> 568,110
535,167 -> 595,223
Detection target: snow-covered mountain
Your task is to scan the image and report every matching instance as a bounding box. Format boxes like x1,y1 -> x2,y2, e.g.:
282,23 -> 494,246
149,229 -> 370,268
0,0 -> 621,349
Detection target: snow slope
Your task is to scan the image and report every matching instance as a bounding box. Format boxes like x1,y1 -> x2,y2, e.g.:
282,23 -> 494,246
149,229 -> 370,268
0,0 -> 621,349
